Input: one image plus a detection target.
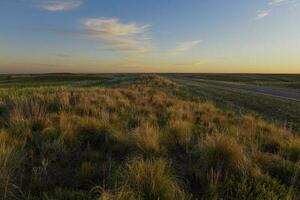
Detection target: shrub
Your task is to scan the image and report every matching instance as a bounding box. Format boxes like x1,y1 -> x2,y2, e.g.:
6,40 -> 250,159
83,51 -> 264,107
0,130 -> 23,200
200,134 -> 251,176
127,115 -> 141,130
76,161 -> 98,188
259,135 -> 282,154
130,123 -> 162,156
115,158 -> 191,200
258,153 -> 300,191
163,119 -> 194,151
218,175 -> 293,200
75,117 -> 104,148
283,138 -> 300,162
9,98 -> 49,133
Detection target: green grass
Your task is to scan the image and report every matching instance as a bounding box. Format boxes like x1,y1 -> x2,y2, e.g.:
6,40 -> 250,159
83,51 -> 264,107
165,73 -> 300,92
164,74 -> 300,133
0,74 -> 140,88
0,74 -> 299,199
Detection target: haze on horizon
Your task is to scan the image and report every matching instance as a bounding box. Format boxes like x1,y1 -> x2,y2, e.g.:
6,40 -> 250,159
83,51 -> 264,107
0,0 -> 300,74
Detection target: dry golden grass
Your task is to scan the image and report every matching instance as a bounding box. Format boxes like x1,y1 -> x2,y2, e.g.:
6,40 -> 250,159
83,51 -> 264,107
0,130 -> 23,200
200,134 -> 252,176
0,75 -> 299,199
116,158 -> 190,200
130,122 -> 162,156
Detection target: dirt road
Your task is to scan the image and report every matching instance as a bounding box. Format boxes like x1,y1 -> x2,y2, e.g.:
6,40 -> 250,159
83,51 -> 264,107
183,78 -> 300,101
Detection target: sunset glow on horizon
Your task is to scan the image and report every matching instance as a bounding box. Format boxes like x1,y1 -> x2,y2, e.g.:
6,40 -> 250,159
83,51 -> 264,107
1,0 -> 300,73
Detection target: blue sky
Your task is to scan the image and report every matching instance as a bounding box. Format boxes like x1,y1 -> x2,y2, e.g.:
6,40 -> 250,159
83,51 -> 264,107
0,0 -> 300,73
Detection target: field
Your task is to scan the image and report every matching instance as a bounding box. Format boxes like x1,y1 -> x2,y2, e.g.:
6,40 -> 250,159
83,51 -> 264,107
166,74 -> 300,91
164,74 -> 300,132
0,74 -> 300,199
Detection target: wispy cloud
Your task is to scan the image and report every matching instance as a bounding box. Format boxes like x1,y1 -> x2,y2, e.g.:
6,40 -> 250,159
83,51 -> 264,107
256,10 -> 270,19
255,0 -> 295,19
81,17 -> 151,54
268,0 -> 289,6
35,0 -> 83,11
82,18 -> 150,38
172,40 -> 202,55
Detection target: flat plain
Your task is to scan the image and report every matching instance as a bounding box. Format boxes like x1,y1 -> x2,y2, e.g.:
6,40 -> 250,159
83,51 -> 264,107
0,73 -> 300,200
164,74 -> 300,132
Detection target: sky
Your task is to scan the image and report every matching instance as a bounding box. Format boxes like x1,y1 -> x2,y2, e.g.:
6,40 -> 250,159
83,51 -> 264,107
0,0 -> 300,73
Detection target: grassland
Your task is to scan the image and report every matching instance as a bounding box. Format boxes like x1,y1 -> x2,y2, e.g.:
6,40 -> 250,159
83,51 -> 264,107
164,74 -> 300,133
166,74 -> 300,92
0,74 -> 300,199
